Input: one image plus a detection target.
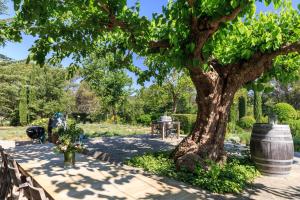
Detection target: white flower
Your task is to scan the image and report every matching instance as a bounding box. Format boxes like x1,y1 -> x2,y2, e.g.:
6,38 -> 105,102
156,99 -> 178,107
61,146 -> 67,151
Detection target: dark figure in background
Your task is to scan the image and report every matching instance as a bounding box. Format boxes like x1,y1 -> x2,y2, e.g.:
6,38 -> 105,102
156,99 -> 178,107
47,118 -> 53,143
47,112 -> 66,143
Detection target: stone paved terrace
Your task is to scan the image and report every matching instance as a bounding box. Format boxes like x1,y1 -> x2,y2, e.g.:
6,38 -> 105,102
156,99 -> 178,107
2,134 -> 299,200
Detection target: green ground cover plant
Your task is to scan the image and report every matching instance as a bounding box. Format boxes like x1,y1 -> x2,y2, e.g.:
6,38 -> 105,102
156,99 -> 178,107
126,151 -> 259,194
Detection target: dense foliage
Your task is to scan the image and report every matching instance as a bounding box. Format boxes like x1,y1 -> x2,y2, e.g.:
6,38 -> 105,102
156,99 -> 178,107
0,61 -> 75,125
126,151 -> 259,193
82,55 -> 133,123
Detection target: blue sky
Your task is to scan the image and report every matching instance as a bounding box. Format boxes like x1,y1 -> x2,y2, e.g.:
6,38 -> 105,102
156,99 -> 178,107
0,0 -> 298,88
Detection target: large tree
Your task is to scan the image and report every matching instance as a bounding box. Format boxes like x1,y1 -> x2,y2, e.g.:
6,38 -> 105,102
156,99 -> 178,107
75,81 -> 100,116
161,69 -> 195,114
82,55 -> 132,123
10,0 -> 300,170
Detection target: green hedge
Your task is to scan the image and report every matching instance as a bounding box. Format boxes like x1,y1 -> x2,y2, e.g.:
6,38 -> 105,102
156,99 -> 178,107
237,116 -> 255,129
273,103 -> 297,122
171,114 -> 196,134
137,114 -> 152,126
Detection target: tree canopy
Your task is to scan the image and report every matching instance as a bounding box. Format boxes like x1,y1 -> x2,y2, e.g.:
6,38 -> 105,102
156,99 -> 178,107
5,1 -> 298,80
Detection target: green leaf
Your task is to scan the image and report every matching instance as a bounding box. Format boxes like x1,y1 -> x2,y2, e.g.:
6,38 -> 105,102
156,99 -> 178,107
13,0 -> 21,11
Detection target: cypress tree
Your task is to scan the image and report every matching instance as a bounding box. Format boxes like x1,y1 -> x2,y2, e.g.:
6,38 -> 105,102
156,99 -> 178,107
238,96 -> 247,119
254,90 -> 263,123
19,83 -> 28,125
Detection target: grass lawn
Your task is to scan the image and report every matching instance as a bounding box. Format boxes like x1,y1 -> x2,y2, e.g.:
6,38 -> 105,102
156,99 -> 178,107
0,126 -> 29,141
0,123 -> 150,141
79,123 -> 150,138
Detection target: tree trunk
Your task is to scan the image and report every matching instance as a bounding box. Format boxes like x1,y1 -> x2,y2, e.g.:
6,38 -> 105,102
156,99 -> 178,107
112,106 -> 117,124
172,95 -> 178,114
173,70 -> 238,172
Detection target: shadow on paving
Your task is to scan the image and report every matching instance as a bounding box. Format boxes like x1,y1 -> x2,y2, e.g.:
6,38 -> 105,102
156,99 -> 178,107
84,134 -> 181,164
5,144 -> 232,200
7,142 -> 300,199
6,145 -> 131,199
233,184 -> 300,200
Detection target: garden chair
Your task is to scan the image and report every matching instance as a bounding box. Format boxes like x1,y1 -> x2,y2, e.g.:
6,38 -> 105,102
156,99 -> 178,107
26,177 -> 49,200
151,121 -> 160,136
0,149 -> 12,200
7,157 -> 28,200
165,122 -> 177,138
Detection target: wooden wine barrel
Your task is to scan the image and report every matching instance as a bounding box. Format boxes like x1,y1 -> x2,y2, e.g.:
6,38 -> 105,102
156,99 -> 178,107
250,124 -> 294,176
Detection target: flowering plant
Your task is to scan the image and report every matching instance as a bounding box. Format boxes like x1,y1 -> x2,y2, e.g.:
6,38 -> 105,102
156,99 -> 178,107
54,123 -> 85,153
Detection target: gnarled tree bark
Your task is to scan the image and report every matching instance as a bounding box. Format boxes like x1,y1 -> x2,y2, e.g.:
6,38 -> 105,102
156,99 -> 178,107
173,42 -> 300,172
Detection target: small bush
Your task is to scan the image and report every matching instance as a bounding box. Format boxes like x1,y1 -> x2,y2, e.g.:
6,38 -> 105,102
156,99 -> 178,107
126,151 -> 259,194
67,118 -> 76,126
261,116 -> 268,123
31,118 -> 49,130
273,103 -> 297,122
137,114 -> 152,126
235,126 -> 251,145
287,120 -> 300,137
171,114 -> 196,134
237,116 -> 255,129
297,110 -> 300,120
294,136 -> 300,152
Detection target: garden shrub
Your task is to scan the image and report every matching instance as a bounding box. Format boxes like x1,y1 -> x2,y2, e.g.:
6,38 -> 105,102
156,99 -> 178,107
126,151 -> 259,194
238,96 -> 247,119
287,120 -> 300,137
261,116 -> 268,123
171,114 -> 196,134
294,136 -> 300,152
237,116 -> 255,129
67,118 -> 76,126
226,122 -> 236,137
106,115 -> 121,124
31,118 -> 49,130
150,113 -> 162,121
235,126 -> 251,145
297,110 -> 300,120
273,103 -> 297,122
136,114 -> 152,126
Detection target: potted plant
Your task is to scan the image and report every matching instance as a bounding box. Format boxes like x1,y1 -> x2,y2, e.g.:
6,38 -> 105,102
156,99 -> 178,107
54,123 -> 85,167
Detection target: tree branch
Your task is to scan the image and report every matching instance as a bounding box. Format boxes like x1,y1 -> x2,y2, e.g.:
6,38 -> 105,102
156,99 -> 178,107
230,41 -> 300,85
209,5 -> 243,29
149,39 -> 170,49
194,3 -> 247,62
